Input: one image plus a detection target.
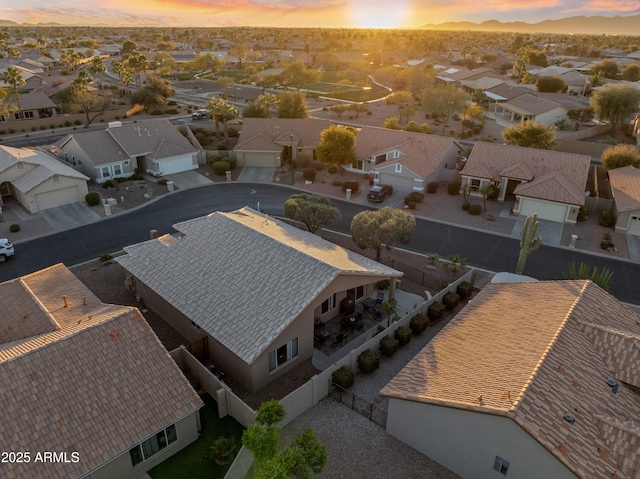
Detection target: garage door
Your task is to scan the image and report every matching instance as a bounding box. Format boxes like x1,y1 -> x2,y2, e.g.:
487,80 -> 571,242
628,215 -> 640,235
159,157 -> 196,175
378,174 -> 414,194
519,198 -> 568,223
244,153 -> 279,168
35,186 -> 80,211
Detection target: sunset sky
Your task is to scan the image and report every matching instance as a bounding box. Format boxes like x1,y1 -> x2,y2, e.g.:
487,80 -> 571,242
1,0 -> 639,29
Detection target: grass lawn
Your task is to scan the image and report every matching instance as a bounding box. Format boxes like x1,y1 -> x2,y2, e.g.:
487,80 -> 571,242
216,70 -> 251,81
148,394 -> 244,479
301,81 -> 359,94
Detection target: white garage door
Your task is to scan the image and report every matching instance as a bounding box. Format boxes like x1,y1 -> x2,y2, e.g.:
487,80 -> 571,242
159,157 -> 196,175
520,198 -> 568,223
35,186 -> 80,211
628,215 -> 640,235
244,153 -> 279,168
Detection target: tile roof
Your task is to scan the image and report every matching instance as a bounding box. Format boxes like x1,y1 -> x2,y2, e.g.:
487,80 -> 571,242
234,118 -> 330,151
14,91 -> 56,110
505,92 -> 564,115
116,207 -> 401,364
56,120 -> 197,167
462,142 -> 590,205
608,166 -> 640,212
356,127 -> 462,178
0,145 -> 88,191
485,83 -> 533,100
0,264 -> 203,479
382,280 -> 640,479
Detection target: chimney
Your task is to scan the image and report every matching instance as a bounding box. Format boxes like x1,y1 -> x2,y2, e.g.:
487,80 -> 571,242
62,295 -> 68,308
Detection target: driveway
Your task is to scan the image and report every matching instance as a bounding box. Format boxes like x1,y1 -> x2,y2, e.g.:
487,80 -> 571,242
40,203 -> 101,230
511,215 -> 564,246
237,167 -> 275,183
164,170 -> 214,189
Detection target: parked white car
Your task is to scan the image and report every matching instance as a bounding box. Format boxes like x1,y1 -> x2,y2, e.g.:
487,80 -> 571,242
192,109 -> 209,120
0,238 -> 14,262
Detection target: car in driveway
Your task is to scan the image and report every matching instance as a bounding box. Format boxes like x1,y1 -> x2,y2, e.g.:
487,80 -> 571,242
367,184 -> 393,202
192,109 -> 209,120
0,238 -> 14,262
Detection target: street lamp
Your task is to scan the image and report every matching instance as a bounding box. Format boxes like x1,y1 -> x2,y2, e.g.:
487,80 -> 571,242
290,134 -> 295,185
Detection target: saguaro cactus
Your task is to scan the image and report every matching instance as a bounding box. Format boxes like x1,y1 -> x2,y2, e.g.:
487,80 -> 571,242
516,214 -> 542,275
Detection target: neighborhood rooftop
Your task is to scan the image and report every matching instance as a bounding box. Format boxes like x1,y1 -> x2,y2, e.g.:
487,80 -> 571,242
116,207 -> 401,364
381,280 -> 640,479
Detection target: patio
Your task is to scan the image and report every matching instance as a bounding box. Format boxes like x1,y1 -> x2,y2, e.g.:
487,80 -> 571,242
312,289 -> 424,370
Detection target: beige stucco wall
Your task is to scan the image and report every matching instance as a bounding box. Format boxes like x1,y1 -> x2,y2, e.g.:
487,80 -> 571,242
386,399 -> 577,479
90,410 -> 200,479
615,210 -> 634,233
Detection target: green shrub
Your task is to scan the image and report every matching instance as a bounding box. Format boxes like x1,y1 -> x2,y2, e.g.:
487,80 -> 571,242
427,182 -> 439,194
64,120 -> 71,127
600,232 -> 615,250
332,366 -> 355,389
74,119 -> 82,125
380,335 -> 399,357
577,207 -> 589,222
394,326 -> 412,346
468,204 -> 482,215
462,202 -> 471,211
357,349 -> 380,374
487,185 -> 500,200
9,223 -> 20,233
406,200 -> 416,209
598,211 -> 616,227
443,292 -> 461,311
303,169 -> 316,181
328,165 -> 338,174
409,191 -> 425,203
225,156 -> 237,169
150,109 -> 163,115
448,182 -> 461,195
212,161 -> 230,176
427,302 -> 446,321
164,108 -> 179,114
341,181 -> 360,193
311,161 -> 325,171
472,125 -> 483,134
410,314 -> 430,334
167,100 -> 177,105
228,127 -> 238,137
85,191 -> 101,206
100,253 -> 113,262
456,281 -> 473,300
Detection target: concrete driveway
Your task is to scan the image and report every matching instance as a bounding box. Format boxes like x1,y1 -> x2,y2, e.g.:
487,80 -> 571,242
40,203 -> 101,231
164,170 -> 214,189
237,167 -> 275,183
511,215 -> 564,246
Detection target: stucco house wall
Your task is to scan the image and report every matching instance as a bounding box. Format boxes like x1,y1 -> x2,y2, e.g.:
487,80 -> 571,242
58,137 -> 137,182
386,399 -> 577,479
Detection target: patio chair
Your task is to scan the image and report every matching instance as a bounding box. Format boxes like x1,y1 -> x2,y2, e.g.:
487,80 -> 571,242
376,291 -> 385,303
332,333 -> 345,347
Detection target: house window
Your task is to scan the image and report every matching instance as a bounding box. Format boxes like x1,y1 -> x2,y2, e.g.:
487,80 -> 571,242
493,456 -> 509,476
321,293 -> 336,314
470,179 -> 481,191
268,337 -> 299,372
393,150 -> 401,159
348,285 -> 365,301
53,175 -> 60,182
355,159 -> 364,170
124,160 -> 130,166
394,163 -> 402,173
129,424 -> 178,467
101,166 -> 110,178
113,164 -> 123,176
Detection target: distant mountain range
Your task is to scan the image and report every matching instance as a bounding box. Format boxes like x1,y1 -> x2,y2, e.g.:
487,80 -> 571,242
420,14 -> 640,35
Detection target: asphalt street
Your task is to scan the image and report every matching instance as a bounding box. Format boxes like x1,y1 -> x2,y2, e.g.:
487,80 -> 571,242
1,183 -> 638,304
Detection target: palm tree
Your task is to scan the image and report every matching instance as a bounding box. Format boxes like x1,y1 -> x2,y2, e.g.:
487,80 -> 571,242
3,66 -> 26,111
89,56 -> 106,89
256,93 -> 278,118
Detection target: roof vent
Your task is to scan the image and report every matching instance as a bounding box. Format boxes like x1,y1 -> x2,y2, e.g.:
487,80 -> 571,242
563,413 -> 575,424
606,378 -> 619,394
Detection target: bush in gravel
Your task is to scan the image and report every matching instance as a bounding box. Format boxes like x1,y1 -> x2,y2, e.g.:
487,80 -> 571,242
328,165 -> 338,174
448,182 -> 461,195
468,204 -> 482,215
225,157 -> 237,169
303,169 -> 316,181
331,366 -> 355,389
457,281 -> 473,300
443,292 -> 461,311
462,202 -> 471,211
85,191 -> 101,206
410,314 -> 430,334
394,326 -> 412,346
212,161 -> 230,176
598,211 -> 616,227
380,335 -> 399,357
427,182 -> 439,194
408,191 -> 425,203
100,253 -> 113,262
9,224 -> 20,233
341,181 -> 360,193
405,200 -> 416,209
427,302 -> 446,321
357,349 -> 380,374
311,161 -> 325,171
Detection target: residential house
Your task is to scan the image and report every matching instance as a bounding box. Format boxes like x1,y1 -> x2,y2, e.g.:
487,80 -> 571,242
55,119 -> 200,182
460,142 -> 591,223
436,67 -> 502,85
0,65 -> 44,90
484,83 -> 534,113
0,264 -> 203,479
351,126 -> 463,193
381,280 -> 640,479
14,57 -> 47,73
0,91 -> 57,121
0,145 -> 89,213
115,207 -> 402,393
493,92 -> 568,127
607,165 -> 640,235
233,118 -> 329,168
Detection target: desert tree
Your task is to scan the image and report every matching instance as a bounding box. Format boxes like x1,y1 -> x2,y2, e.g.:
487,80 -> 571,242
284,194 -> 341,234
315,126 -> 356,172
350,207 -> 416,262
421,84 -> 468,133
277,91 -> 309,119
502,121 -> 558,150
601,144 -> 640,170
590,83 -> 640,136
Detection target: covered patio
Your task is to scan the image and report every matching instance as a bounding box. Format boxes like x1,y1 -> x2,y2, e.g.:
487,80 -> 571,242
312,289 -> 424,370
